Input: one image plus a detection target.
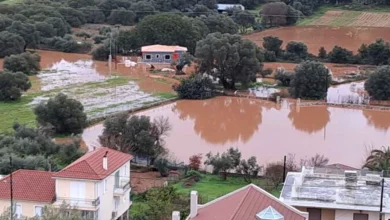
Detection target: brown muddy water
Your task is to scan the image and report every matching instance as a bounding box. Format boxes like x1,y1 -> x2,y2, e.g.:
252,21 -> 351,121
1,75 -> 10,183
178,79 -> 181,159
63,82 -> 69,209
83,96 -> 390,168
245,26 -> 390,54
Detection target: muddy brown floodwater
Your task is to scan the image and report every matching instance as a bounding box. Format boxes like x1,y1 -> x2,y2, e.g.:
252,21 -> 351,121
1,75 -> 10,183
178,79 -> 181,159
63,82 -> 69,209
83,96 -> 390,168
245,26 -> 390,54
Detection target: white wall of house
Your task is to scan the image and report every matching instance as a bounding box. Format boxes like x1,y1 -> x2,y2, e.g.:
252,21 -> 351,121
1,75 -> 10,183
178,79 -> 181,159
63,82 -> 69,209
335,209 -> 379,220
0,199 -> 49,218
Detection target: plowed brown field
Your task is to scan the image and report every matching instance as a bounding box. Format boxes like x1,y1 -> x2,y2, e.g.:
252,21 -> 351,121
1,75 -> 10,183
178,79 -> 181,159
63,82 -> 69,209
312,10 -> 390,27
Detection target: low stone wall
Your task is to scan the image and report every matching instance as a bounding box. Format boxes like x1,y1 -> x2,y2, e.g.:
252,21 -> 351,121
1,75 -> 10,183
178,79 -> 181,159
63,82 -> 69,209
299,101 -> 390,111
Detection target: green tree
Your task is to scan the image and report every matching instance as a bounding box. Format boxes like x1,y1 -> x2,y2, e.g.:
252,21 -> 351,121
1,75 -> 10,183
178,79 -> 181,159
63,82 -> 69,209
236,156 -> 261,183
289,61 -> 331,99
154,157 -> 169,177
6,21 -> 40,51
232,9 -> 255,34
261,2 -> 288,27
81,6 -> 106,24
286,5 -> 300,25
174,75 -> 216,99
58,7 -> 86,28
0,31 -> 25,58
98,0 -> 132,17
328,45 -> 354,63
91,44 -> 110,61
318,46 -> 327,59
0,15 -> 13,32
285,41 -> 308,59
199,14 -> 238,34
107,8 -> 136,25
130,1 -> 156,22
365,65 -> 390,100
204,147 -> 242,180
195,32 -> 263,89
135,13 -> 204,53
363,147 -> 390,173
67,0 -> 95,8
263,36 -> 283,56
35,21 -> 55,38
116,30 -> 140,54
367,38 -> 390,65
75,31 -> 91,40
4,52 -> 41,75
34,93 -> 87,134
99,113 -> 171,163
0,71 -> 31,101
275,68 -> 295,86
44,17 -> 71,37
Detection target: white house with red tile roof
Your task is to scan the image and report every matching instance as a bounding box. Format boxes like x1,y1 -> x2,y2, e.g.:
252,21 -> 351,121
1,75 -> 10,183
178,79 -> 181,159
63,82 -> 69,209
0,170 -> 55,218
174,184 -> 308,220
52,147 -> 133,220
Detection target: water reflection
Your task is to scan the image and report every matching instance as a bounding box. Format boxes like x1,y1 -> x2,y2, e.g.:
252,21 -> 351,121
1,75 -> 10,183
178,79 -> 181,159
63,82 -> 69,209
172,97 -> 263,144
363,110 -> 390,131
288,105 -> 331,134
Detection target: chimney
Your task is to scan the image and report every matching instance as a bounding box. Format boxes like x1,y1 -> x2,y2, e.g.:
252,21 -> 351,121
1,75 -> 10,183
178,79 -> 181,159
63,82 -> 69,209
345,170 -> 357,188
103,151 -> 108,170
190,191 -> 198,218
172,211 -> 180,220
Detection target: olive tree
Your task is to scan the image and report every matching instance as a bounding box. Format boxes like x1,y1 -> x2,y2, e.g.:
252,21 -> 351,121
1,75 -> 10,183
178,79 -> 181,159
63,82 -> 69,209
195,32 -> 263,89
107,8 -> 136,25
236,156 -> 261,183
4,52 -> 41,75
0,71 -> 31,101
34,93 -> 87,134
232,9 -> 255,34
6,21 -> 40,51
174,75 -> 215,99
204,148 -> 241,180
289,61 -> 331,99
0,31 -> 25,58
365,65 -> 390,100
263,36 -> 283,56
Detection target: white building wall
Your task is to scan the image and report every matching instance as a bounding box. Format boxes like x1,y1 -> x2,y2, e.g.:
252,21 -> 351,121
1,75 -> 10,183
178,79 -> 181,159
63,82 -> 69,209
335,209 -> 379,220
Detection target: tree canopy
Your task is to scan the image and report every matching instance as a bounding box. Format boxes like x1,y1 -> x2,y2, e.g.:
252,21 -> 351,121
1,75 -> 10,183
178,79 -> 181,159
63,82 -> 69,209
0,71 -> 31,101
0,31 -> 25,58
289,61 -> 331,99
34,93 -> 87,134
195,32 -> 263,89
174,74 -> 216,99
365,65 -> 390,100
4,52 -> 41,75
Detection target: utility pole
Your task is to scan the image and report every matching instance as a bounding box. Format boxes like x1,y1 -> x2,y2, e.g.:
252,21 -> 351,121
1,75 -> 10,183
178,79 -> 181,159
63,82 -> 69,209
109,32 -> 112,77
380,178 -> 385,220
283,155 -> 287,183
10,156 -> 13,220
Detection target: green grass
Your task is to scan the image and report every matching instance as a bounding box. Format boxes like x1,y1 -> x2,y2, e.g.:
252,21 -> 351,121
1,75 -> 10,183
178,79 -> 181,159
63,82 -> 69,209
0,0 -> 24,5
83,76 -> 137,89
248,4 -> 264,16
153,92 -> 177,99
153,78 -> 172,85
0,95 -> 37,134
173,174 -> 281,204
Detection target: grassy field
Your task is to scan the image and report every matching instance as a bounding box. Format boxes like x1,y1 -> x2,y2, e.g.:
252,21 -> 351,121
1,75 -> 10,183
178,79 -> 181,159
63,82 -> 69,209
298,5 -> 390,26
173,174 -> 281,203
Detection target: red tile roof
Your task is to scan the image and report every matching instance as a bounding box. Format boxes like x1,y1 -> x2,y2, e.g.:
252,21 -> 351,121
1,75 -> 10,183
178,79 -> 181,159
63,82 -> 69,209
141,44 -> 188,53
53,147 -> 133,180
192,184 -> 307,220
0,170 -> 55,203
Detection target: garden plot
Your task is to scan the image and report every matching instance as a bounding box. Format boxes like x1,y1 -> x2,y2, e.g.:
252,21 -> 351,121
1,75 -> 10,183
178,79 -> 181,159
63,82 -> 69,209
32,59 -> 166,119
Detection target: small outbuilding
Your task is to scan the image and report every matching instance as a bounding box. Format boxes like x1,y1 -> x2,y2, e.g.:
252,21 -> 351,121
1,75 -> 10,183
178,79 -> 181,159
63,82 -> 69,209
141,44 -> 187,64
216,4 -> 245,13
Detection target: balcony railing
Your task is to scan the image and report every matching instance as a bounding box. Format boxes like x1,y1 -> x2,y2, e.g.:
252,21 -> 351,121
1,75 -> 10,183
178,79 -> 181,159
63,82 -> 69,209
55,197 -> 100,208
114,178 -> 131,195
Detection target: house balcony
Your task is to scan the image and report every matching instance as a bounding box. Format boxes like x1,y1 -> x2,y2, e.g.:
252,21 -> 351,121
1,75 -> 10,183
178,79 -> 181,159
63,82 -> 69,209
54,196 -> 100,211
114,178 -> 131,196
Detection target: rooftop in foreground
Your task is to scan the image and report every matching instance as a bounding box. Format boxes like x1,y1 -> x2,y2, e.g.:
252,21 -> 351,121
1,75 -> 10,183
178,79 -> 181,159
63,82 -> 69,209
280,167 -> 390,213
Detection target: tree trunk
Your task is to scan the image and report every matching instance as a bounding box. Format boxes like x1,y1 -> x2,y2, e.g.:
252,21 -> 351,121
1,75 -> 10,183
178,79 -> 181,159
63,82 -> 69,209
23,44 -> 27,52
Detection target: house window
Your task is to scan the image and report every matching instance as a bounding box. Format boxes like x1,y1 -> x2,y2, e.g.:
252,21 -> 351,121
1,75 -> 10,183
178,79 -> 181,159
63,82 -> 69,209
70,182 -> 86,205
165,55 -> 171,60
353,213 -> 368,220
15,204 -> 22,218
81,210 -> 97,219
34,206 -> 43,217
104,179 -> 107,194
145,55 -> 151,60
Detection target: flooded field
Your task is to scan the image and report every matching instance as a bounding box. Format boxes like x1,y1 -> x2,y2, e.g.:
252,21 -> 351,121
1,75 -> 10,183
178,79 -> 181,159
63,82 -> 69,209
245,26 -> 390,54
83,96 -> 390,168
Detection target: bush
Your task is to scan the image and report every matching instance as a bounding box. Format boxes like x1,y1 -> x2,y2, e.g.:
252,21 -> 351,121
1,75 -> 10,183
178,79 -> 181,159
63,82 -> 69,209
264,50 -> 277,62
93,35 -> 106,44
34,93 -> 87,134
186,170 -> 201,181
286,41 -> 308,59
275,68 -> 295,86
91,44 -> 110,61
41,36 -> 92,53
154,158 -> 169,177
265,162 -> 284,188
328,46 -> 354,63
75,31 -> 91,40
289,61 -> 331,99
174,75 -> 215,100
0,71 -> 31,101
365,65 -> 390,100
260,68 -> 273,78
263,36 -> 283,55
318,47 -> 327,59
3,52 -> 41,75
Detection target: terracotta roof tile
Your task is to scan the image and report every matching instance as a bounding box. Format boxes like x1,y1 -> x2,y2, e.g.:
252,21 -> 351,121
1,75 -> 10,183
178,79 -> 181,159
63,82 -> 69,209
192,184 -> 306,220
141,44 -> 187,53
53,147 -> 133,180
0,170 -> 55,203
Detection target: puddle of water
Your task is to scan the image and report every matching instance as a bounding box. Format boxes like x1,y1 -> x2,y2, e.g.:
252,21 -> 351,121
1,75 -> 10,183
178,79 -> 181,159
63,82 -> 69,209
82,96 -> 390,168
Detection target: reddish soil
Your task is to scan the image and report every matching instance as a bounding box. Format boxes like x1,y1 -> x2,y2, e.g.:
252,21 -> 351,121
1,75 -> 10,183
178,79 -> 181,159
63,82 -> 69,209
244,26 -> 390,54
131,171 -> 169,193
